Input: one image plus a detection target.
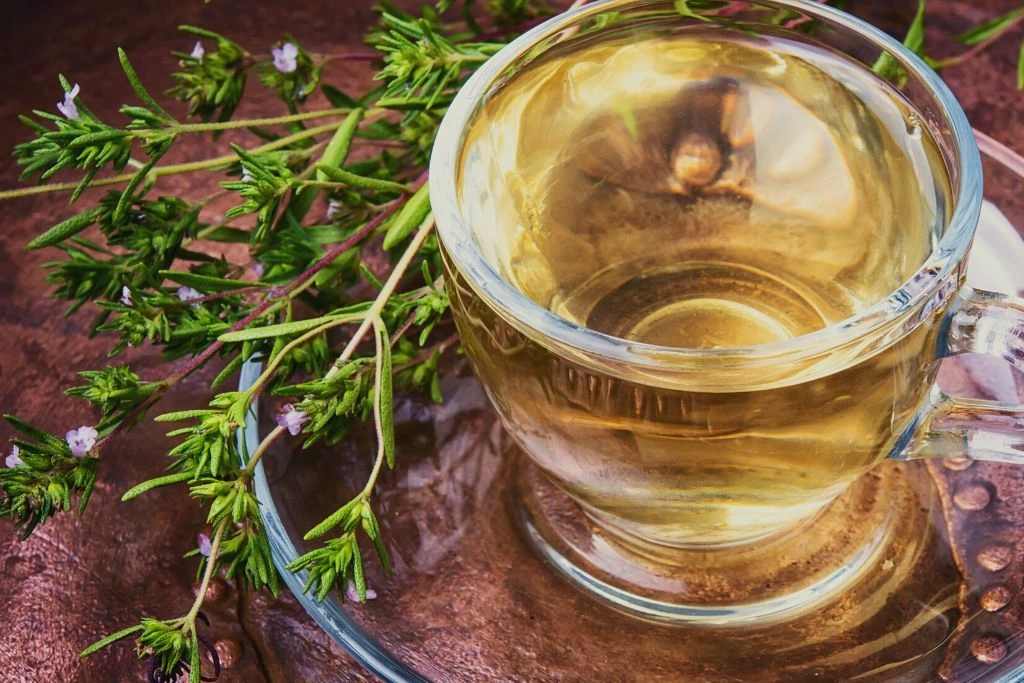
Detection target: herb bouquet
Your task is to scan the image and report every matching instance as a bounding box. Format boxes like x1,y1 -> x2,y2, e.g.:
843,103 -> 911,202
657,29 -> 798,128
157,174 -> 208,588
1,0 -> 1021,680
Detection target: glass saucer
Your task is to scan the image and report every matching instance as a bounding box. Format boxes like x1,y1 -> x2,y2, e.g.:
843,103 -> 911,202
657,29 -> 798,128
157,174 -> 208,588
239,134 -> 1024,682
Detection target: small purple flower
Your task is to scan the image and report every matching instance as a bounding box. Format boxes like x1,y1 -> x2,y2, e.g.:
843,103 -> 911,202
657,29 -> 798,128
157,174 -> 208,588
198,533 -> 213,558
274,404 -> 309,436
345,580 -> 377,602
326,199 -> 342,222
120,285 -> 133,307
57,83 -> 80,120
66,426 -> 98,458
5,445 -> 23,468
272,42 -> 299,73
252,262 -> 266,278
177,286 -> 202,307
190,41 -> 205,60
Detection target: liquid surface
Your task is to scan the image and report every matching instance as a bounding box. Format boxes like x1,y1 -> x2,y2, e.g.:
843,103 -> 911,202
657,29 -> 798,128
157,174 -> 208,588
460,31 -> 949,348
451,30 -> 954,548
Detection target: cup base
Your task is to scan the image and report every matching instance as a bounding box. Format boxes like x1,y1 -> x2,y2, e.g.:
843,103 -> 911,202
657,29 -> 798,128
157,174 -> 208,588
512,455 -> 936,626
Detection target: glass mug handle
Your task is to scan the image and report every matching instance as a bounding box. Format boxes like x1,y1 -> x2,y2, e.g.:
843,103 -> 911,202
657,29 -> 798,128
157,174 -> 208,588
905,286 -> 1024,462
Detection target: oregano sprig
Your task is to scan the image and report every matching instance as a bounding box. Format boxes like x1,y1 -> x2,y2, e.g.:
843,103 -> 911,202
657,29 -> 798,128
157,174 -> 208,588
4,0 -> 1010,680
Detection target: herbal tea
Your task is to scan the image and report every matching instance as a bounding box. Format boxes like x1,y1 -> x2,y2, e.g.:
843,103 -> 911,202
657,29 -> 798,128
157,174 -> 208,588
448,29 -> 953,546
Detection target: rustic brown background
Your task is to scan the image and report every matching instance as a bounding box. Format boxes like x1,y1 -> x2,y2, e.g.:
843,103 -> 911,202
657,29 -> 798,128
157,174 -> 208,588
0,0 -> 1021,681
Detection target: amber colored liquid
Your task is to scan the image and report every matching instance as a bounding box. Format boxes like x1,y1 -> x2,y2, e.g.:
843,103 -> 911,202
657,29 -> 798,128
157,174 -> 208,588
448,31 -> 953,546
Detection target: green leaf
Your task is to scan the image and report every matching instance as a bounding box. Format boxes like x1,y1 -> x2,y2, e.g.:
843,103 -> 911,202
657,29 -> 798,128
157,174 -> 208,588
176,249 -> 221,263
80,624 -> 145,657
360,262 -> 384,290
321,85 -> 360,109
211,352 -> 246,389
382,184 -> 431,250
315,568 -> 335,602
365,508 -> 393,575
956,7 -> 1024,46
284,108 -> 366,224
188,635 -> 201,683
373,316 -> 395,469
67,130 -> 133,149
314,164 -> 409,193
121,471 -> 195,501
872,0 -> 926,80
160,270 -> 255,293
117,48 -> 175,121
1018,38 -> 1024,90
320,108 -> 364,171
903,0 -> 927,56
70,168 -> 99,205
674,0 -> 712,21
198,226 -> 251,243
218,311 -> 365,342
303,497 -> 360,540
178,24 -> 224,40
154,409 -> 217,422
376,96 -> 454,111
26,208 -> 102,250
113,156 -> 161,224
352,542 -> 366,601
3,414 -> 65,449
78,474 -> 97,515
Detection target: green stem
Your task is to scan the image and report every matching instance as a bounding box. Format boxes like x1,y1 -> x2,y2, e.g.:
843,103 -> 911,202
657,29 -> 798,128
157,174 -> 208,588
301,180 -> 355,189
359,440 -> 386,498
296,217 -> 436,540
302,176 -> 410,194
325,217 -> 436,380
363,315 -> 391,498
932,14 -> 1024,68
181,208 -> 236,248
241,424 -> 286,480
337,219 -> 437,501
244,313 -> 365,402
183,518 -> 228,626
0,122 -> 343,200
173,107 -> 354,133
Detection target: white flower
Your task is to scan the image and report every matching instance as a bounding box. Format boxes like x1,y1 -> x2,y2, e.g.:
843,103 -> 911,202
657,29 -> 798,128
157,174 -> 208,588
66,426 -> 98,458
5,445 -> 23,468
120,285 -> 133,307
274,404 -> 309,436
190,41 -> 205,60
252,262 -> 266,278
272,42 -> 299,73
345,580 -> 377,603
177,286 -> 202,307
57,83 -> 81,120
326,199 -> 342,222
240,167 -> 254,182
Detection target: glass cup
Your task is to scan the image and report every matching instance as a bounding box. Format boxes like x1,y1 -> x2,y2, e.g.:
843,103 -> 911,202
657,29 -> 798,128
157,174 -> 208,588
429,0 -> 1024,619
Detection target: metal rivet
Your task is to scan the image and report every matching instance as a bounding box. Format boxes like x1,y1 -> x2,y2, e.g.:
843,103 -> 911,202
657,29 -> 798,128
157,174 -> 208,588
980,585 -> 1013,612
970,635 -> 1007,664
977,545 -> 1014,572
953,483 -> 992,511
214,638 -> 243,669
943,457 -> 975,471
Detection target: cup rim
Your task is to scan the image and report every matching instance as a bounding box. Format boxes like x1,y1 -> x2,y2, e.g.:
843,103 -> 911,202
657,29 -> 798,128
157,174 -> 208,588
429,0 -> 983,370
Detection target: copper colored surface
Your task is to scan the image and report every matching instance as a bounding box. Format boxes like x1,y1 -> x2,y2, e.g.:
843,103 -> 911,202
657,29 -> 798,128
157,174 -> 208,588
257,352 -> 1022,681
971,636 -> 1009,666
980,586 -> 1014,613
0,0 -> 1023,681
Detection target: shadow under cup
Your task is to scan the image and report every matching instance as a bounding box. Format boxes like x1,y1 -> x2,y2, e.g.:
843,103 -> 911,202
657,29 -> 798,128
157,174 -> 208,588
427,0 -> 1024,621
